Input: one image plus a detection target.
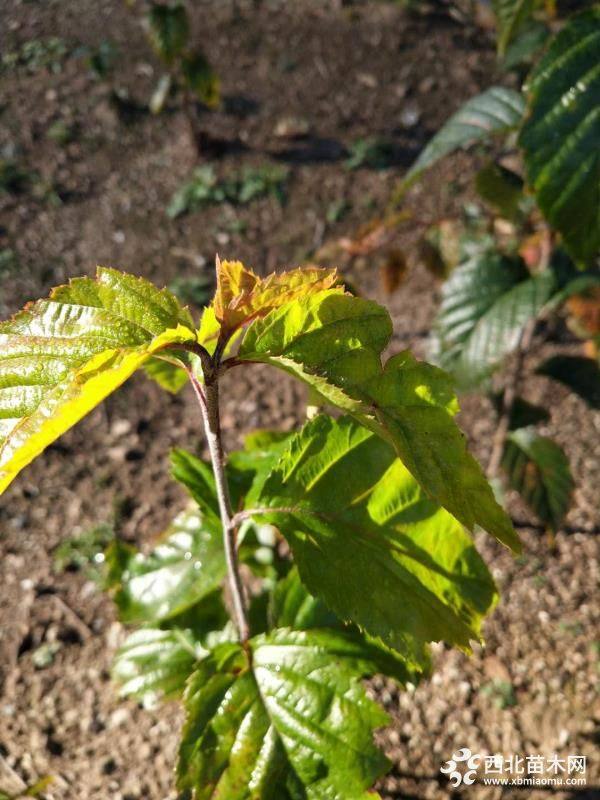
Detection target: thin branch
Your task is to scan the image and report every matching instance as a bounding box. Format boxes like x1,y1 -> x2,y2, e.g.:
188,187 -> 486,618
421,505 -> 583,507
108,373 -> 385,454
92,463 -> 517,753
487,318 -> 537,479
188,369 -> 250,642
160,340 -> 213,377
229,507 -> 297,531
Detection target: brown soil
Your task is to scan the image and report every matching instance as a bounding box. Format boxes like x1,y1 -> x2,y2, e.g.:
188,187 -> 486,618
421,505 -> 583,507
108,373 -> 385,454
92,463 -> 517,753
0,2 -> 598,799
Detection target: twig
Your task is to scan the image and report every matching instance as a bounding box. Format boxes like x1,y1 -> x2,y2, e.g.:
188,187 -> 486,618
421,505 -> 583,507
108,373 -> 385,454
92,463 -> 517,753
48,594 -> 93,641
188,369 -> 250,642
487,318 -> 537,479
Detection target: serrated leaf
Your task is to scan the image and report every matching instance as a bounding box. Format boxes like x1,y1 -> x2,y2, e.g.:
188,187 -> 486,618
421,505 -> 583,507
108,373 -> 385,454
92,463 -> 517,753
402,87 -> 525,188
0,268 -> 196,495
493,0 -> 537,55
182,51 -> 220,108
111,505 -> 226,624
238,290 -> 519,551
502,427 -> 573,531
171,431 -> 292,523
431,253 -> 555,388
519,9 -> 600,264
536,354 -> 600,409
177,629 -> 395,800
257,415 -> 498,657
113,589 -> 231,704
213,258 -> 340,339
147,1 -> 189,65
269,566 -> 428,686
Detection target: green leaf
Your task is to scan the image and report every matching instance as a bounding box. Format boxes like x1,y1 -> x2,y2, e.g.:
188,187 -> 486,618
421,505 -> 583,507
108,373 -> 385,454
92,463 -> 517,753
536,355 -> 600,409
270,567 -> 338,631
144,354 -> 188,393
269,566 -> 428,686
475,161 -> 524,219
519,9 -> 600,264
113,588 -> 231,704
493,0 -> 537,56
177,629 -> 395,800
257,415 -> 498,657
111,505 -> 226,624
431,253 -> 555,388
0,268 -> 196,495
147,1 -> 189,65
402,87 -> 525,188
181,51 -> 220,108
502,427 -> 574,531
113,627 -> 206,704
501,21 -> 549,71
238,290 -> 519,551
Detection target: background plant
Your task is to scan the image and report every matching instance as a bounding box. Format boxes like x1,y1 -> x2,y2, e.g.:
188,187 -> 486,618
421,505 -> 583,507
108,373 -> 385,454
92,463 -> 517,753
0,258 -> 519,797
317,5 -> 599,536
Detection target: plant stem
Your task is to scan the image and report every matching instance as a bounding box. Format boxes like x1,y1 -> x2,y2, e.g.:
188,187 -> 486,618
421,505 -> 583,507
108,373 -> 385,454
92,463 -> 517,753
487,318 -> 537,479
189,371 -> 249,642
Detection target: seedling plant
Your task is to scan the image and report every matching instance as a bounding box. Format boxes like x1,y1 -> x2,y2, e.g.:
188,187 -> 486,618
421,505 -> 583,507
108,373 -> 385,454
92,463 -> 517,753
0,257 -> 521,797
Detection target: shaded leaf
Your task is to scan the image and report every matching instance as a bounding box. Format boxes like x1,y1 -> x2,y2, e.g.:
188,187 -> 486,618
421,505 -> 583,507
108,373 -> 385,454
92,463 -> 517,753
502,427 -> 573,531
402,87 -> 525,188
501,20 -> 549,71
147,1 -> 188,65
182,51 -> 220,108
519,9 -> 600,264
239,290 -> 519,551
177,629 -> 396,800
475,161 -> 524,219
258,415 -> 498,657
536,355 -> 600,409
0,268 -> 195,495
431,253 -> 555,388
269,566 -> 425,685
493,0 -> 537,55
111,505 -> 226,624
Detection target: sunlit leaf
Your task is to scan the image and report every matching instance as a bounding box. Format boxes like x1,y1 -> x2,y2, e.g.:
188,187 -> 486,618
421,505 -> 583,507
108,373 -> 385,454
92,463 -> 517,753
111,505 -> 226,624
177,629 -> 399,799
0,268 -> 196,494
502,427 -> 573,531
213,258 -> 340,339
239,290 -> 519,551
257,415 -> 498,657
519,8 -> 600,264
402,87 -> 525,188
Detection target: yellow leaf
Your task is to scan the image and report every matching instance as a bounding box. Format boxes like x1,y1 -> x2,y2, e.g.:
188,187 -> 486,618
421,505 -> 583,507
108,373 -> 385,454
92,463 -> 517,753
213,257 -> 340,337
